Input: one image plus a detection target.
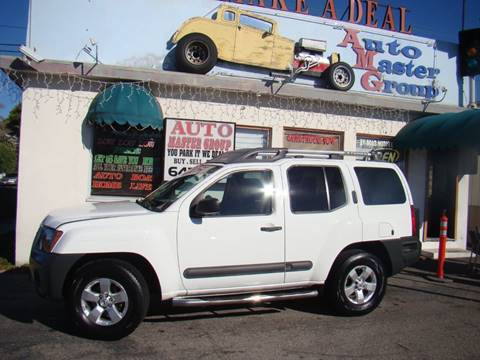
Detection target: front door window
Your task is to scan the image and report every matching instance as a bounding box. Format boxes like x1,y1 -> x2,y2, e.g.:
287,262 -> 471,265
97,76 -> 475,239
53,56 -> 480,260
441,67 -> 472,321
194,170 -> 273,216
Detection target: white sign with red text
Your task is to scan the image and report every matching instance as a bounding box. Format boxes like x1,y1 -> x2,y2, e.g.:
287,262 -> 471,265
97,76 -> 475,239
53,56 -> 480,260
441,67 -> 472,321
163,118 -> 235,180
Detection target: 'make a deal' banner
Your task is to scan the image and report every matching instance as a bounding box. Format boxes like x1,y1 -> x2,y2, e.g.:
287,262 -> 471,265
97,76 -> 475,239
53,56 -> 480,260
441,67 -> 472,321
164,118 -> 235,180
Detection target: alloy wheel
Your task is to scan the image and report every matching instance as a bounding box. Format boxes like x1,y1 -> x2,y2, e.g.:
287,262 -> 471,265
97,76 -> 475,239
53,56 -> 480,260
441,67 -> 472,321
80,277 -> 129,326
343,265 -> 377,305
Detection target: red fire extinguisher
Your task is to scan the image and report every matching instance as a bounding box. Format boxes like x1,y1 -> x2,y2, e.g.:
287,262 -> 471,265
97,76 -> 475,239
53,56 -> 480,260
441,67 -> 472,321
437,210 -> 448,279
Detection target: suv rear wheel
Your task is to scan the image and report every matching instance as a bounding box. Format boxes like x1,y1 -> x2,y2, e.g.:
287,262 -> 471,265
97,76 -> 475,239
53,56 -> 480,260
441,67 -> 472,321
326,250 -> 386,315
67,259 -> 150,339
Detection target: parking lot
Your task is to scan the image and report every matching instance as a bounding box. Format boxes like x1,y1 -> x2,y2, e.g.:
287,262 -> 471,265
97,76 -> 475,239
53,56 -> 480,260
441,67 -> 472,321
0,259 -> 479,360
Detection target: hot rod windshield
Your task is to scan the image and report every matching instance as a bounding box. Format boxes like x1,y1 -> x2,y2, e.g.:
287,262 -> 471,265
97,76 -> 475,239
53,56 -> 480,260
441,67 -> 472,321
138,165 -> 221,212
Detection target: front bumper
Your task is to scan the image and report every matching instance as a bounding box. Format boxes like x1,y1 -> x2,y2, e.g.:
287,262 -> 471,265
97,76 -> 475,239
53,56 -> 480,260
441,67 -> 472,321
30,249 -> 83,300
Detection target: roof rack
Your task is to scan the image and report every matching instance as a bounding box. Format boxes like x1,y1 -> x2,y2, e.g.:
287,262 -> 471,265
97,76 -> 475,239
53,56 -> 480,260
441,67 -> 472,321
208,148 -> 378,164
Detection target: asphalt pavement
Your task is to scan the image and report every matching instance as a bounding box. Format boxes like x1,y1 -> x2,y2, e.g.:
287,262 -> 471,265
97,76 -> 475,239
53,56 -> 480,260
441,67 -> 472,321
0,258 -> 479,360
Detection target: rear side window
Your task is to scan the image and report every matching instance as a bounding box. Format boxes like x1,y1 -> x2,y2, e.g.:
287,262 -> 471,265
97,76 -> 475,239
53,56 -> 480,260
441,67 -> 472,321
288,166 -> 346,212
240,14 -> 273,33
354,167 -> 406,205
325,167 -> 347,209
224,11 -> 235,21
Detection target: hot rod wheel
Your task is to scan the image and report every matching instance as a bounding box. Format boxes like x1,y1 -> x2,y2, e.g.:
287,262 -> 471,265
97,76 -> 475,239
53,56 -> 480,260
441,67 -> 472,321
326,62 -> 355,91
176,33 -> 218,74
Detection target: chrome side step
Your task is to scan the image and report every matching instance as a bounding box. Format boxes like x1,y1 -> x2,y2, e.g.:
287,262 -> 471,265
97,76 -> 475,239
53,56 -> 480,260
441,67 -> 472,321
172,289 -> 319,307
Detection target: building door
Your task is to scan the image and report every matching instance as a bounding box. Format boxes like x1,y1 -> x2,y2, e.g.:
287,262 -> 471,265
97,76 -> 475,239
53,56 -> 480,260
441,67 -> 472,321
426,150 -> 457,238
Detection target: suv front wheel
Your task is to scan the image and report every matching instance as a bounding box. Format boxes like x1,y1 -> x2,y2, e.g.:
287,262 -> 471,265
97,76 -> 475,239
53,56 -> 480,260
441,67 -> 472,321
67,259 -> 150,339
326,250 -> 386,315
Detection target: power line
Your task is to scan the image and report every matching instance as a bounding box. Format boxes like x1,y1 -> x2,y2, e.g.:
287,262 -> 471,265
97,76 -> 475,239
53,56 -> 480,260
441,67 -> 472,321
0,43 -> 21,46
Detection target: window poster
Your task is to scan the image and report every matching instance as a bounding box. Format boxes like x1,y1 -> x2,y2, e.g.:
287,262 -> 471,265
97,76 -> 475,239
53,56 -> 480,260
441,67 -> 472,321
356,135 -> 400,162
164,118 -> 235,180
91,126 -> 162,197
356,136 -> 393,152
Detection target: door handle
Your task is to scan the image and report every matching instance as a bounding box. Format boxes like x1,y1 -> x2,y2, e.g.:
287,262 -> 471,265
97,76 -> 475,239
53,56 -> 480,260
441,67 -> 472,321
261,226 -> 282,232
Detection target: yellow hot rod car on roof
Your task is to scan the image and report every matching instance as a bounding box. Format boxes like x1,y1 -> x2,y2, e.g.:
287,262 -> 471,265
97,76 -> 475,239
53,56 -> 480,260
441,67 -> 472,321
171,5 -> 355,91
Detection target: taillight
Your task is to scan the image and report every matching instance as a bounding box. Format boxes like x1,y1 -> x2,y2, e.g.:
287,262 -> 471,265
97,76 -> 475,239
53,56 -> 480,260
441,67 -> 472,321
410,205 -> 417,237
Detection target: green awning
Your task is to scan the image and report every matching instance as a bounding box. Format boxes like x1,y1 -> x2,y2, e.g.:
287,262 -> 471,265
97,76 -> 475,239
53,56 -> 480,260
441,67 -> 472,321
394,109 -> 480,150
86,83 -> 163,130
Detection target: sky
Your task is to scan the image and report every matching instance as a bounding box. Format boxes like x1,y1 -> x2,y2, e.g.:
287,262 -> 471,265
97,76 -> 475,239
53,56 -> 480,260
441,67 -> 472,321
0,0 -> 28,119
0,0 -> 479,118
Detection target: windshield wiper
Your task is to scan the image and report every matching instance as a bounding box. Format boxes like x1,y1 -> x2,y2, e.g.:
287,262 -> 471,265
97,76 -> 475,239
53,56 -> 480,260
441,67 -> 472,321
136,198 -> 152,210
137,197 -> 168,212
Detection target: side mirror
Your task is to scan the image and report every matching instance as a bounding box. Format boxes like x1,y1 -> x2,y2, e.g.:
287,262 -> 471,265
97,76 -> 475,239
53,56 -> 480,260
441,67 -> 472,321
192,197 -> 220,217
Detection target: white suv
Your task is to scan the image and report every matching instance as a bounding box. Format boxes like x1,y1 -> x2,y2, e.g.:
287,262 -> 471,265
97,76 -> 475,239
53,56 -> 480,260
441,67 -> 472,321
30,148 -> 420,339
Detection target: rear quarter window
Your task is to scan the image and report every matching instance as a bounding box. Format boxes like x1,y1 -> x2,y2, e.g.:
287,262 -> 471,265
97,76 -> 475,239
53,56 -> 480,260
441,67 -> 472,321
354,167 -> 406,205
287,166 -> 346,212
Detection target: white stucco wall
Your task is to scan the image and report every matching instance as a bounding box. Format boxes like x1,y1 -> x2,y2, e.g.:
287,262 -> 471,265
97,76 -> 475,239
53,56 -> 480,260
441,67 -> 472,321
455,175 -> 469,249
15,85 -> 408,264
16,88 -> 95,264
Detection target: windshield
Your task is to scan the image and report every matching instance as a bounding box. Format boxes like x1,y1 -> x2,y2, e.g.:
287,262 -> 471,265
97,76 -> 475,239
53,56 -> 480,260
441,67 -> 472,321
137,165 -> 221,212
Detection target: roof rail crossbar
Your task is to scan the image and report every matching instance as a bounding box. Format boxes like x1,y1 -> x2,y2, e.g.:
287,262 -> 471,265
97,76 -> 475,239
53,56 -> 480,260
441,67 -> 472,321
285,149 -> 373,159
237,148 -> 287,161
208,148 -> 375,164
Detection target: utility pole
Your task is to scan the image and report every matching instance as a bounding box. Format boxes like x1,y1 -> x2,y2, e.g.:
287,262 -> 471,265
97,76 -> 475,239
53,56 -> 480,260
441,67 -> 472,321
462,0 -> 477,108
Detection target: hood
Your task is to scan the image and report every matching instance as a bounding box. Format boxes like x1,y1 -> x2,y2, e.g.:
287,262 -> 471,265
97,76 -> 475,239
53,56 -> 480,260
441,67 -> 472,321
43,201 -> 150,228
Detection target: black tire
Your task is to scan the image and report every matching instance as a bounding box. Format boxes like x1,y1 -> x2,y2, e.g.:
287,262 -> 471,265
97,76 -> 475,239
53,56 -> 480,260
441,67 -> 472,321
326,250 -> 386,315
326,61 -> 355,91
176,33 -> 218,74
67,259 -> 150,340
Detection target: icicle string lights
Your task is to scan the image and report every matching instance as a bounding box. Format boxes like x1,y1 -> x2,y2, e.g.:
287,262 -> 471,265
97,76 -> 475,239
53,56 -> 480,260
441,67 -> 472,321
1,68 -> 413,137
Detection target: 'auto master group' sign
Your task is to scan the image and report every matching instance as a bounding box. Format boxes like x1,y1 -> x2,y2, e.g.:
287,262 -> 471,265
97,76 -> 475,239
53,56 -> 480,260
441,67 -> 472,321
164,119 -> 235,180
30,0 -> 459,106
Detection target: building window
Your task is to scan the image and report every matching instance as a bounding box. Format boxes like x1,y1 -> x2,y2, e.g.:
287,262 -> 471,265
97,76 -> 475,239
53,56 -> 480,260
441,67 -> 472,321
283,128 -> 343,151
288,166 -> 346,212
86,83 -> 164,197
356,135 -> 393,153
235,127 -> 270,149
91,126 -> 162,197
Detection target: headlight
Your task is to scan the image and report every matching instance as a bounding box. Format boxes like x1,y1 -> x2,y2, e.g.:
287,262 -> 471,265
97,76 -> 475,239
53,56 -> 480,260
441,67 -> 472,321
36,226 -> 63,252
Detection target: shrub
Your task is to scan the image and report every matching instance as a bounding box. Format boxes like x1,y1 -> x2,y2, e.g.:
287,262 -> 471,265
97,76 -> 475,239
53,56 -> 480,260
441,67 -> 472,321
0,141 -> 16,174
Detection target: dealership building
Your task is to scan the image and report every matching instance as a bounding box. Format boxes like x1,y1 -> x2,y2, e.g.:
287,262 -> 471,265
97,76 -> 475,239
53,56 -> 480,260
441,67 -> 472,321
1,0 -> 479,264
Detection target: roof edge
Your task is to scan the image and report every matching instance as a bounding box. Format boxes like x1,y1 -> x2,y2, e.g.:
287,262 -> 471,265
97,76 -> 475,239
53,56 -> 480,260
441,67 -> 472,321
0,56 -> 464,115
